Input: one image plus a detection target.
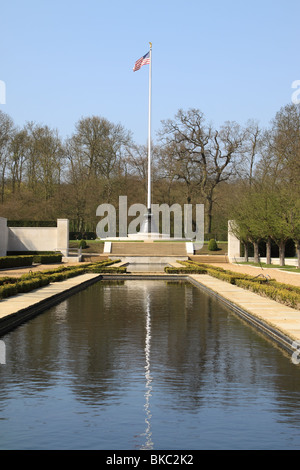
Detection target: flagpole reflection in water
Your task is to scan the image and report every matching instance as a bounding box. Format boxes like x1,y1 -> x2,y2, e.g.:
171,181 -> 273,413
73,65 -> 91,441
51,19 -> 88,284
140,292 -> 154,450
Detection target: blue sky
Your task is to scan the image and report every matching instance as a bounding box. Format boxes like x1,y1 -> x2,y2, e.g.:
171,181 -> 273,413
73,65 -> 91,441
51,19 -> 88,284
1,0 -> 299,144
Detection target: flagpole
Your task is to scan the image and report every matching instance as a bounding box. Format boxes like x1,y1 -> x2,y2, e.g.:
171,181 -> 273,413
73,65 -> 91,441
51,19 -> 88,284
147,42 -> 152,233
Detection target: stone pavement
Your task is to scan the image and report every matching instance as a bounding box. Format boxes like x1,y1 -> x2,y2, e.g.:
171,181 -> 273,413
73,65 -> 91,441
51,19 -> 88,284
0,273 -> 102,336
189,273 -> 300,355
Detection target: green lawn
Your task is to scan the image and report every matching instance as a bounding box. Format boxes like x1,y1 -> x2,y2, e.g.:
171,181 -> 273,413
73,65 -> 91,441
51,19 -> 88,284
195,241 -> 227,255
69,240 -> 104,253
280,266 -> 300,272
237,261 -> 300,272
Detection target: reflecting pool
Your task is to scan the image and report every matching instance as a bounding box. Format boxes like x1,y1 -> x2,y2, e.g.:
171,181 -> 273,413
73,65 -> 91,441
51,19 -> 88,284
1,280 -> 300,450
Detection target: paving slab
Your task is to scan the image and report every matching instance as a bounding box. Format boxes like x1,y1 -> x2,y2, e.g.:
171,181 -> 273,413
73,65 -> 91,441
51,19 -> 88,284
0,273 -> 102,335
189,274 -> 300,353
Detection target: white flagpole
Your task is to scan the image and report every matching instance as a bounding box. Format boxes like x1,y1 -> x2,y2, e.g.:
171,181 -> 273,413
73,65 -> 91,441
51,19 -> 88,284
147,42 -> 152,232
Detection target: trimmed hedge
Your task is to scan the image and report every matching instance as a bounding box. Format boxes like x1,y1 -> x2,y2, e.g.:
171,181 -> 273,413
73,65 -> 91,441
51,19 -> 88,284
7,252 -> 63,264
0,256 -> 34,269
89,265 -> 127,274
165,262 -> 245,281
175,261 -> 270,284
204,268 -> 270,285
1,256 -> 299,311
33,254 -> 62,264
0,277 -> 50,299
180,261 -> 225,272
0,276 -> 22,286
235,278 -> 300,310
0,283 -> 18,298
96,259 -> 121,266
8,220 -> 57,227
69,231 -> 97,240
7,251 -> 58,255
17,277 -> 50,293
45,268 -> 88,282
0,259 -> 127,300
166,260 -> 300,310
165,266 -> 207,274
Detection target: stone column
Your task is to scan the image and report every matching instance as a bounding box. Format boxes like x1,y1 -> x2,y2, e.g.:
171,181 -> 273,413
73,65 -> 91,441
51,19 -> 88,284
57,219 -> 69,257
228,220 -> 240,261
0,218 -> 8,257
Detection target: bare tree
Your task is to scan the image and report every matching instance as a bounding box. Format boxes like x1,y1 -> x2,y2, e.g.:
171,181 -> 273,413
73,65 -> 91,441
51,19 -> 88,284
65,116 -> 133,231
24,122 -> 64,202
8,129 -> 30,193
70,116 -> 132,201
0,111 -> 15,203
126,142 -> 163,204
241,119 -> 263,185
159,108 -> 244,233
257,103 -> 300,186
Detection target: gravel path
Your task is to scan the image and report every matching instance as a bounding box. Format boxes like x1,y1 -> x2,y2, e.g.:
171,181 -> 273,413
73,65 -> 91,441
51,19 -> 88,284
212,263 -> 300,287
0,262 -> 90,278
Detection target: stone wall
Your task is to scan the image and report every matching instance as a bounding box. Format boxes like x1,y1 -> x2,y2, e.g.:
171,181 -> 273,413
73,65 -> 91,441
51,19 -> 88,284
0,218 -> 69,257
227,220 -> 241,261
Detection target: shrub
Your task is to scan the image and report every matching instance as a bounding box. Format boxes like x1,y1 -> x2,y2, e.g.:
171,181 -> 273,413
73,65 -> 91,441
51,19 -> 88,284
79,239 -> 87,249
6,252 -> 62,264
0,256 -> 34,269
92,259 -> 120,267
16,277 -> 50,293
33,254 -> 62,264
0,276 -> 50,299
8,220 -> 56,227
0,283 -> 18,298
164,267 -> 207,274
0,259 -> 126,300
181,260 -> 225,272
82,232 -> 97,240
89,265 -> 126,273
44,267 -> 88,282
208,239 -> 218,251
8,251 -> 57,256
235,278 -> 300,309
0,276 -> 21,286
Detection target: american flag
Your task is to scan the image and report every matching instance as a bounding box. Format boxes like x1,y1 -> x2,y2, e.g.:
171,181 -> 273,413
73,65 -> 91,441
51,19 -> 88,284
133,51 -> 150,72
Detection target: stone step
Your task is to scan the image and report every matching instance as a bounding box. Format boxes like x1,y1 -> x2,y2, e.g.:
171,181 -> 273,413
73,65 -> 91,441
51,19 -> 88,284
110,242 -> 187,256
82,254 -> 109,262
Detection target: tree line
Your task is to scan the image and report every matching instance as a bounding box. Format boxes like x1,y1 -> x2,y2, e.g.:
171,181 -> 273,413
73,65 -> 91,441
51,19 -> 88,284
0,103 -> 299,263
229,104 -> 300,267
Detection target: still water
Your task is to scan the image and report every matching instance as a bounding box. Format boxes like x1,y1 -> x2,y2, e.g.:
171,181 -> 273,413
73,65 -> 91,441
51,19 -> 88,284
1,279 -> 300,450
